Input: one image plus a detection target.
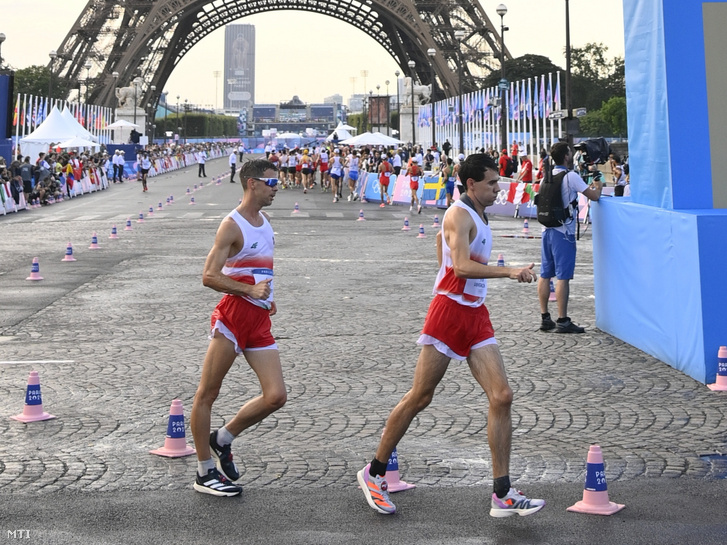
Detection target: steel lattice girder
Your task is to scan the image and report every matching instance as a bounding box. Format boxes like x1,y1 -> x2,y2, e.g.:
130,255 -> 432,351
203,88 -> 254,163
51,0 -> 510,109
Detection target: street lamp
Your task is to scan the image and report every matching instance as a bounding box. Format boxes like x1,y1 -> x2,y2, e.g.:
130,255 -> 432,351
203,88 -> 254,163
0,34 -> 5,69
376,84 -> 381,133
454,29 -> 466,155
407,60 -> 416,145
385,80 -> 390,135
368,91 -> 373,133
497,4 -> 509,152
184,98 -> 188,144
394,70 -> 401,137
132,76 -> 142,129
84,60 -> 92,105
427,48 -> 436,150
48,50 -> 57,98
176,95 -> 180,140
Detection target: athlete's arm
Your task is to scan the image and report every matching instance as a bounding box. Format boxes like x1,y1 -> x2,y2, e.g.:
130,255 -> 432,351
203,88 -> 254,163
202,218 -> 272,299
445,207 -> 536,282
436,230 -> 443,268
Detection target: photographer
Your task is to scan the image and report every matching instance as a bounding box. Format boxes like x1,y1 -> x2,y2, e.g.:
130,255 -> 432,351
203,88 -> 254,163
537,142 -> 601,334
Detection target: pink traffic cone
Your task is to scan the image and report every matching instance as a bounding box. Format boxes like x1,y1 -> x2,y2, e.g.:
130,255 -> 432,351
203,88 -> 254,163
417,224 -> 426,238
708,346 -> 727,391
360,429 -> 415,493
26,257 -> 43,280
567,445 -> 625,515
150,400 -> 196,457
189,197 -> 195,205
497,253 -> 505,267
88,232 -> 100,249
293,202 -> 300,213
549,279 -> 557,302
357,209 -> 366,221
522,219 -> 530,234
137,211 -> 145,223
432,215 -> 440,228
402,217 -> 411,231
157,202 -> 163,210
148,206 -> 154,216
62,242 -> 76,262
109,225 -> 119,239
11,371 -> 55,422
124,217 -> 133,231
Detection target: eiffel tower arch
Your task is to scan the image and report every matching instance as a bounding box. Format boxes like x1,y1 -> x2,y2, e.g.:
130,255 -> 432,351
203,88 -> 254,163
51,0 -> 511,110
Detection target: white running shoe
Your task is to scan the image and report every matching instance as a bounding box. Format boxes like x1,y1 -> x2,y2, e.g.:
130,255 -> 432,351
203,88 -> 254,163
490,488 -> 545,517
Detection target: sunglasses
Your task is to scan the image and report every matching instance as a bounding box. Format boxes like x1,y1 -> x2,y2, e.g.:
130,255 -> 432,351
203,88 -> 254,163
251,177 -> 279,187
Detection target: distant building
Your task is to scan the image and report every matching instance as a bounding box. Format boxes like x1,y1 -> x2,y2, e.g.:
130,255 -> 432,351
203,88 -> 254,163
224,24 -> 255,114
323,94 -> 343,105
249,95 -> 342,137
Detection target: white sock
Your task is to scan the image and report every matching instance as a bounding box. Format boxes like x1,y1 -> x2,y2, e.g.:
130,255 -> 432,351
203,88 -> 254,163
197,458 -> 215,477
217,426 -> 235,446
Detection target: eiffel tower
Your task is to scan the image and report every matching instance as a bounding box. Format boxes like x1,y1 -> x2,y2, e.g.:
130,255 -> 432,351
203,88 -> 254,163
51,0 -> 510,109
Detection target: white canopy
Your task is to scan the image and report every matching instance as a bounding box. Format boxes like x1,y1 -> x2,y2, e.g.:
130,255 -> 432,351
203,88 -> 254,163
60,108 -> 98,142
335,121 -> 357,132
326,128 -> 353,142
339,131 -> 402,147
57,136 -> 102,150
19,107 -> 76,161
106,119 -> 139,129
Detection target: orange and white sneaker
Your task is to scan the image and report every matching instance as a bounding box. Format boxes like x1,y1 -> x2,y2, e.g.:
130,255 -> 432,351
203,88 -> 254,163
490,488 -> 545,517
357,467 -> 396,514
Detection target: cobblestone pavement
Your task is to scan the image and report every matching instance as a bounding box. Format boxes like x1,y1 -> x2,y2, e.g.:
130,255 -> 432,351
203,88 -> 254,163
1,157 -> 726,499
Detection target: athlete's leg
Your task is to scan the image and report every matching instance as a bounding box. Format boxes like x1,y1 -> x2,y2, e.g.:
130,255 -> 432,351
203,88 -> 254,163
191,331 -> 238,462
467,344 -> 513,479
224,348 -> 287,436
374,345 -> 450,464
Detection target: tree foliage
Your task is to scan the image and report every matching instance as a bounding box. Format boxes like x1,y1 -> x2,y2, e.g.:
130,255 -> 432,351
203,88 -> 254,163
482,54 -> 562,89
11,65 -> 70,101
155,112 -> 238,138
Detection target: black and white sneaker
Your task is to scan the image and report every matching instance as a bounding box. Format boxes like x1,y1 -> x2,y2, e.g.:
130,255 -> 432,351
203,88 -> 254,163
210,431 -> 240,481
193,468 -> 242,497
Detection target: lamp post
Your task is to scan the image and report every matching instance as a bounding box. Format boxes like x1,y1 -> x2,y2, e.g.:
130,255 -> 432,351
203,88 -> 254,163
454,29 -> 466,155
385,80 -> 390,135
394,70 -> 400,137
407,60 -> 416,146
84,60 -> 92,105
0,34 -> 5,69
112,71 -> 118,119
368,91 -> 373,133
176,95 -> 180,140
564,0 -> 574,153
376,84 -> 380,133
184,98 -> 188,144
48,50 -> 57,99
497,4 -> 509,152
132,76 -> 142,129
427,48 -> 436,150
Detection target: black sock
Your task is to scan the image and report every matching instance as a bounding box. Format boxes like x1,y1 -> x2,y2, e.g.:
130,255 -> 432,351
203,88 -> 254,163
493,475 -> 511,498
541,313 -> 551,320
556,317 -> 569,323
369,458 -> 388,478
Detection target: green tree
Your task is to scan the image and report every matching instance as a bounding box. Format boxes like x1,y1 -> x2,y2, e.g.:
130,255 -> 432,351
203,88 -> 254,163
577,110 -> 611,137
568,43 -> 625,112
600,96 -> 628,137
482,54 -> 563,89
12,65 -> 69,101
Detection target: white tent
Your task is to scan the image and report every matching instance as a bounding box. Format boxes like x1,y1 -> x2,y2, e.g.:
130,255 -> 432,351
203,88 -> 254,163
339,131 -> 402,147
326,127 -> 353,142
57,136 -> 102,150
334,121 -> 357,132
19,106 -> 77,161
106,119 -> 139,129
60,108 -> 98,143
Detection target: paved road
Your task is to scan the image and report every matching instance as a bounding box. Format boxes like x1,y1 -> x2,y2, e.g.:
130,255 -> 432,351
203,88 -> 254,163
1,156 -> 725,544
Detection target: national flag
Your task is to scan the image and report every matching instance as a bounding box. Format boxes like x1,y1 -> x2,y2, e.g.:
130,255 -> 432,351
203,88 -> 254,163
533,79 -> 540,120
555,74 -> 562,109
540,75 -> 546,118
525,81 -> 532,120
507,182 -> 538,205
513,84 -> 519,121
13,95 -> 19,127
546,76 -> 553,118
484,89 -> 492,116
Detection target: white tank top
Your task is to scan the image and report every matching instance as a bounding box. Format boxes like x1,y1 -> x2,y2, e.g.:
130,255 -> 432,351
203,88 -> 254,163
433,200 -> 492,307
221,209 -> 275,310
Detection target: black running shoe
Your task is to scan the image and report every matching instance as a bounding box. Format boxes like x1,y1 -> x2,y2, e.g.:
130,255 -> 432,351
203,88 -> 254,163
540,313 -> 556,332
210,431 -> 240,481
193,468 -> 242,497
556,318 -> 585,334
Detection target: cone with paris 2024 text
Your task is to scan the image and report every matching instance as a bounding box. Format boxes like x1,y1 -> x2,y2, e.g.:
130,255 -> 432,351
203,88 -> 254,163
360,429 -> 415,493
708,346 -> 727,391
11,371 -> 55,422
567,445 -> 625,515
150,399 -> 196,457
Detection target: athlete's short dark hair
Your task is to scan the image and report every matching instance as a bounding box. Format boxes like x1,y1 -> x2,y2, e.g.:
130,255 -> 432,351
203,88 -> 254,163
239,159 -> 278,185
458,153 -> 498,189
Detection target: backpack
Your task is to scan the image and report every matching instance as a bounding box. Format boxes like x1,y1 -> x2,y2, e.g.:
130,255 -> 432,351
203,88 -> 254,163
504,156 -> 515,178
534,165 -> 576,227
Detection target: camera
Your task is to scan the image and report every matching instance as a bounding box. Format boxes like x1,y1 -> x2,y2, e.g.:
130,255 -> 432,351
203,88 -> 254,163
574,138 -> 610,184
